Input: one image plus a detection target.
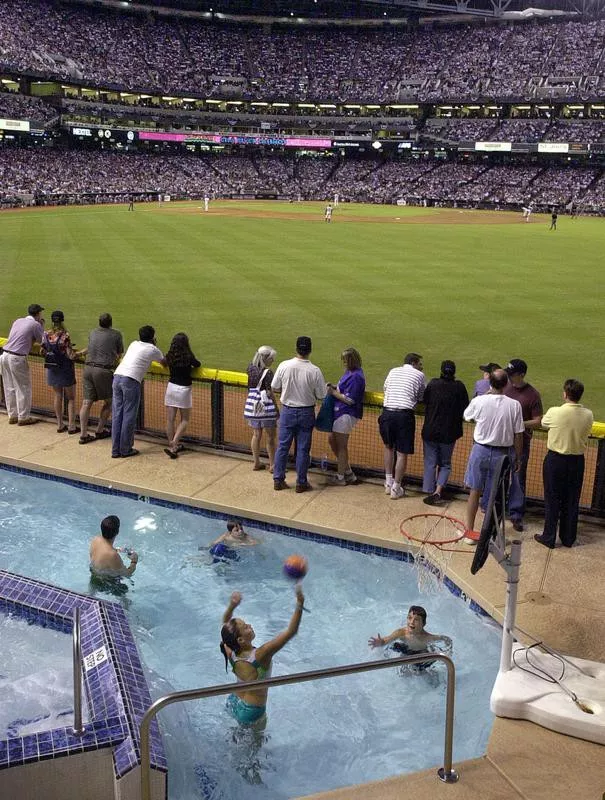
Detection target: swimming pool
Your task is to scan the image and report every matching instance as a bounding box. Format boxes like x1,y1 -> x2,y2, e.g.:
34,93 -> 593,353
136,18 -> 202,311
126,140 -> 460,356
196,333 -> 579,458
0,468 -> 501,799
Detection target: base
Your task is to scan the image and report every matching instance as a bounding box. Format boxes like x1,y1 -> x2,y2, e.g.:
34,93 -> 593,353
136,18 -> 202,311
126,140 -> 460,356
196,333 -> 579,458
491,643 -> 605,745
437,767 -> 459,783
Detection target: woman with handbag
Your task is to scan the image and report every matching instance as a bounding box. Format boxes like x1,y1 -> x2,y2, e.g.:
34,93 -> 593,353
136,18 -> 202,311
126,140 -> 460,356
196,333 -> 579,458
41,310 -> 83,434
327,347 -> 366,486
244,346 -> 278,471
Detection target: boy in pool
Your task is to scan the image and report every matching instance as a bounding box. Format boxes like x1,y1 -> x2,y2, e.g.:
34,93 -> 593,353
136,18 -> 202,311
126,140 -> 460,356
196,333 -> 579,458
209,520 -> 259,549
368,606 -> 452,665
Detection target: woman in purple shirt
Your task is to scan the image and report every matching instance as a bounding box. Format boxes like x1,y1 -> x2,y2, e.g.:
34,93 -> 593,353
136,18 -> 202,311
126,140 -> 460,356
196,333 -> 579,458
327,348 -> 365,486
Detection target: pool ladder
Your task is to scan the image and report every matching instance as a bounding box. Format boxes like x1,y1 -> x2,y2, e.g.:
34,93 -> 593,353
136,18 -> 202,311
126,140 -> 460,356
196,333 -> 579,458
139,653 -> 459,800
72,607 -> 85,736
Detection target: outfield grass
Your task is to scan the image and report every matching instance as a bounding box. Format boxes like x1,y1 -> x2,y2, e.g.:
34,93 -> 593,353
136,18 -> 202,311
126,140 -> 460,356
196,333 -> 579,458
2,200 -> 604,417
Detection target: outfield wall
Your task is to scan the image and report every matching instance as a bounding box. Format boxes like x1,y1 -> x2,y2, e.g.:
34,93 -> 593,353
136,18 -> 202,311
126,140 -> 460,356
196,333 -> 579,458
2,352 -> 605,517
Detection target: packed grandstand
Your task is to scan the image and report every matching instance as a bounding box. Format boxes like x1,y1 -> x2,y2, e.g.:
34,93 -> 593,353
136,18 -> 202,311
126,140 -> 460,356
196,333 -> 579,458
0,0 -> 603,211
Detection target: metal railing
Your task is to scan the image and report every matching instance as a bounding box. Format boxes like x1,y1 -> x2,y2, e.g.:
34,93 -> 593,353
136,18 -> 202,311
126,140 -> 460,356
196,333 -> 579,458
140,653 -> 458,800
72,606 -> 85,736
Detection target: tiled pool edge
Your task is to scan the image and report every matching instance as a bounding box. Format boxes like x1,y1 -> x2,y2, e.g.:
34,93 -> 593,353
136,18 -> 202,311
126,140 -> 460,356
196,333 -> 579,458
0,461 -> 495,623
0,570 -> 166,784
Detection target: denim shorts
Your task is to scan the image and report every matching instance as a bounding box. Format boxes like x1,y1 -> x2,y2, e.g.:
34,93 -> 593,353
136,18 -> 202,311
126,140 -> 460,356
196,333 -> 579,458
464,443 -> 512,493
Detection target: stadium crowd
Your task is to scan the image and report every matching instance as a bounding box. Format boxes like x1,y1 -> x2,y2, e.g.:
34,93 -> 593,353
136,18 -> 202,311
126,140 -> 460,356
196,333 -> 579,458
0,0 -> 604,102
0,147 -> 602,211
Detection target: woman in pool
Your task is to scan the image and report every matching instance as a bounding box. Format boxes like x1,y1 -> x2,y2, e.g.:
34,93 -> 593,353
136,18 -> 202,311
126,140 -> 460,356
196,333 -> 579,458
220,588 -> 304,725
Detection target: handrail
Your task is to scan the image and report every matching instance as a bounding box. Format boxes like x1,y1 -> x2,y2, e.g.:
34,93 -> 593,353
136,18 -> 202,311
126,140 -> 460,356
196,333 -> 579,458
140,653 -> 458,800
72,606 -> 85,736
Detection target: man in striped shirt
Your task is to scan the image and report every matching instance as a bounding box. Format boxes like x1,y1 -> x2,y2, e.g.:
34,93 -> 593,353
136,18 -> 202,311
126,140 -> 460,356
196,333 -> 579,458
379,353 -> 426,499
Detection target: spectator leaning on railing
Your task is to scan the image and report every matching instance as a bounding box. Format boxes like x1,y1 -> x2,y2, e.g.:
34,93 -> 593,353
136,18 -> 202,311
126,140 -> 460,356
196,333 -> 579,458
0,303 -> 44,426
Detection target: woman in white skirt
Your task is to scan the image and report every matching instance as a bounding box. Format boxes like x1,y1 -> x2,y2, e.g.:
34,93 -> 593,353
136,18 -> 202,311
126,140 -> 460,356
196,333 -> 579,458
244,346 -> 279,471
164,333 -> 201,459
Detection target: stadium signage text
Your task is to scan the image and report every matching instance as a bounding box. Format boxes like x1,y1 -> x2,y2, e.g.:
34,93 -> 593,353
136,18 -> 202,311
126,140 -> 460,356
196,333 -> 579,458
138,131 -> 331,149
475,142 -> 512,152
72,127 -> 93,136
0,119 -> 30,132
537,142 -> 569,153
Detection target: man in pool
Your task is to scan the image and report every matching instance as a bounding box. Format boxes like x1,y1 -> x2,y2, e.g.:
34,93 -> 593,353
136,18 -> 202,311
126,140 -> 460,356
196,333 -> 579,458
205,520 -> 259,562
368,606 -> 452,668
89,515 -> 138,580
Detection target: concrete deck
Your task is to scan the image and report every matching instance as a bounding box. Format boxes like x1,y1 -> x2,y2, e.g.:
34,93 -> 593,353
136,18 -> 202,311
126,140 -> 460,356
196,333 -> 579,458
1,417 -> 604,800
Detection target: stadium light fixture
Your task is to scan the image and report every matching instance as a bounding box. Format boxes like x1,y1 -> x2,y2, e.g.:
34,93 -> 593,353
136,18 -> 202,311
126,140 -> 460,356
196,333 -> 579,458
372,141 -> 382,150
344,104 -> 361,108
319,104 -> 336,108
251,102 -> 269,106
182,98 -> 197,102
273,102 -> 290,107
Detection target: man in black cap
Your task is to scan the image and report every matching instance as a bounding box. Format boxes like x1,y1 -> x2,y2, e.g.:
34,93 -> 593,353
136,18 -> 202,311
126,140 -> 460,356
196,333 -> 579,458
503,359 -> 543,532
270,336 -> 327,492
0,304 -> 45,425
473,362 -> 500,398
421,360 -> 469,506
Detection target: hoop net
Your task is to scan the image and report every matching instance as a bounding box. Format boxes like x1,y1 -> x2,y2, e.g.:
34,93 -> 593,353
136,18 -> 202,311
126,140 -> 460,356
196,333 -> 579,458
400,514 -> 477,595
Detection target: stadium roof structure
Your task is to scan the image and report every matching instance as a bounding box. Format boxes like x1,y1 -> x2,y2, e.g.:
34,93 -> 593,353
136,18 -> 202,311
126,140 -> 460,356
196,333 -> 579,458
72,0 -> 605,18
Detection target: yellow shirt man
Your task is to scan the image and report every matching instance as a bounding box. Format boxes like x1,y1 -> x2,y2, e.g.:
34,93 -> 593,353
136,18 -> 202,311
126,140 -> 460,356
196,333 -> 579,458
541,402 -> 593,455
535,381 -> 593,550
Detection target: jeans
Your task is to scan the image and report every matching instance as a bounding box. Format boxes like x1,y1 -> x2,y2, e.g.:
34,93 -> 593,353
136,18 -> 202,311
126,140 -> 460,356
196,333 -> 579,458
508,440 -> 530,522
111,375 -> 141,457
273,406 -> 316,485
422,440 -> 455,493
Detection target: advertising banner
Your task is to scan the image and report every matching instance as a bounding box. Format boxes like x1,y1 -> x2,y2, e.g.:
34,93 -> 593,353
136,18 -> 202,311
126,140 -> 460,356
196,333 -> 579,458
0,119 -> 30,132
138,131 -> 331,148
537,142 -> 569,153
475,142 -> 512,152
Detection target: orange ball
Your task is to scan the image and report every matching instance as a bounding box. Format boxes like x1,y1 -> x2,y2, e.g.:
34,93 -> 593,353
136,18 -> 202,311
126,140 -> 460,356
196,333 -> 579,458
283,554 -> 308,580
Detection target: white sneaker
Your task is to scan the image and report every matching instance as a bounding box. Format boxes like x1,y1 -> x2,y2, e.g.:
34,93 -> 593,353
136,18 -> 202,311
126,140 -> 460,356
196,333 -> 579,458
384,482 -> 393,495
390,484 -> 405,499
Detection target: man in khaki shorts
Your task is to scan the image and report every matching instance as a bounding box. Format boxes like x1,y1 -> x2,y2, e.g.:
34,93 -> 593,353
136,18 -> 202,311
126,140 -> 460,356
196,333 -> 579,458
79,313 -> 124,444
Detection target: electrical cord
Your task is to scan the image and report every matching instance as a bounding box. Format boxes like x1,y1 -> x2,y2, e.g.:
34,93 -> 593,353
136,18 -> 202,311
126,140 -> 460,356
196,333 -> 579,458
512,642 -> 594,714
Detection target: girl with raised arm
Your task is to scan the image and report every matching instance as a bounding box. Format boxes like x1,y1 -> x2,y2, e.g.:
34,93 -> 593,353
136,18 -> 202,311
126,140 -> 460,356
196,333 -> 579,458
220,588 -> 304,725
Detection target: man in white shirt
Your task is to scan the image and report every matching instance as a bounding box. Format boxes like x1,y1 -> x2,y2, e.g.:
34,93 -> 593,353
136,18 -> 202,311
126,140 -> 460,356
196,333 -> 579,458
379,353 -> 426,499
463,369 -> 524,536
111,325 -> 166,458
271,336 -> 326,493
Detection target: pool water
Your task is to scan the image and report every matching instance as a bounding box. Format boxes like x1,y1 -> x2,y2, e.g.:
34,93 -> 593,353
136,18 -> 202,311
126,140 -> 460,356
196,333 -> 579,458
0,611 -> 89,738
0,470 -> 501,799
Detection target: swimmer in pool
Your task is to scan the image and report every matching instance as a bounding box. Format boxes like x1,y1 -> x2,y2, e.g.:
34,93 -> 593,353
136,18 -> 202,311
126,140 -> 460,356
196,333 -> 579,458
368,605 -> 452,665
207,520 -> 260,550
220,588 -> 304,726
89,515 -> 138,579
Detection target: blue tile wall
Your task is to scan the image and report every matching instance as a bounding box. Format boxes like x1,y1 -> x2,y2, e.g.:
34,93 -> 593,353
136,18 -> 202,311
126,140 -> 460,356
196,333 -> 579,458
0,570 -> 166,786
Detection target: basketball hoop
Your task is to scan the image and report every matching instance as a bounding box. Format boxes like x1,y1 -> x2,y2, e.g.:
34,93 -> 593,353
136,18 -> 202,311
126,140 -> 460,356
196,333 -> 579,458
400,514 -> 479,595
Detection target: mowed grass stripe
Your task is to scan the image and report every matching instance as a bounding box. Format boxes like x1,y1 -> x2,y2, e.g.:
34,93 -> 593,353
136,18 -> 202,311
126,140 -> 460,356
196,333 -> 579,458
1,202 -> 603,416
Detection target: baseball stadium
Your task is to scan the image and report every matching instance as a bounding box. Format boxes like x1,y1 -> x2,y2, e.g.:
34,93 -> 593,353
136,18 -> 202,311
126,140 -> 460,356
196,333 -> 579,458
0,1 -> 604,799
